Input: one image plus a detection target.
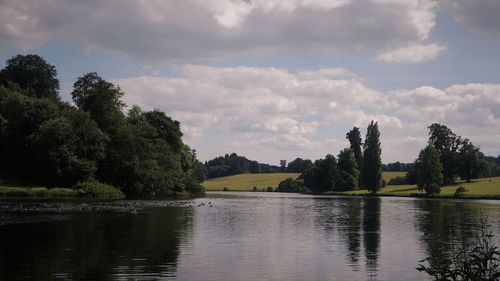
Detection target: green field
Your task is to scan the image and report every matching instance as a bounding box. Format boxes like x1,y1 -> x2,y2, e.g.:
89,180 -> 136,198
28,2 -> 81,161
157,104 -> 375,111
203,172 -> 500,198
339,176 -> 500,199
382,171 -> 406,182
202,173 -> 300,191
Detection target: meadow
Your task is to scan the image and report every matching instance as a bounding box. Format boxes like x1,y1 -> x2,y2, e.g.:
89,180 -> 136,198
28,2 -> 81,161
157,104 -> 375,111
203,172 -> 500,199
202,173 -> 300,191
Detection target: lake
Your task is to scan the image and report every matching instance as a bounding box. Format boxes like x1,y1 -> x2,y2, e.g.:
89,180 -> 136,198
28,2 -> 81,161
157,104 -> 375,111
1,192 -> 499,280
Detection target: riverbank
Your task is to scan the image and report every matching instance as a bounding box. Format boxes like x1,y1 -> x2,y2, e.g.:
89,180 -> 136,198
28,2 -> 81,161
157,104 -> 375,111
0,181 -> 125,200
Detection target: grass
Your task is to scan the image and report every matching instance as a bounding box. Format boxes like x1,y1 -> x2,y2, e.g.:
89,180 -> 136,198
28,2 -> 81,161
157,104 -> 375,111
0,180 -> 125,199
335,176 -> 500,199
203,171 -> 407,192
383,171 -> 406,182
0,186 -> 80,198
202,173 -> 300,191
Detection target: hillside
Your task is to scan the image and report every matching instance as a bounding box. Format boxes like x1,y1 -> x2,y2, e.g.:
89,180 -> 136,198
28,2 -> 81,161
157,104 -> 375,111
202,173 -> 300,191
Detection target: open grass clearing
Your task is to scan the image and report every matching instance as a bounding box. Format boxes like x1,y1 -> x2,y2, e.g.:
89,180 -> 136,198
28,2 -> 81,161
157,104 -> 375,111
202,173 -> 300,191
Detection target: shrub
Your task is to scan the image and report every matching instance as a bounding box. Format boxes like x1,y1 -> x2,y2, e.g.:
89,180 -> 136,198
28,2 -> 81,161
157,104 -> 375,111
72,181 -> 125,199
454,186 -> 469,198
222,187 -> 229,191
252,186 -> 258,192
266,186 -> 273,192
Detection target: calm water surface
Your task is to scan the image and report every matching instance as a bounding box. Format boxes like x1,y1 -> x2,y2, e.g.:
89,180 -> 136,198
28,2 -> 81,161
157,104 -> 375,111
1,192 -> 500,280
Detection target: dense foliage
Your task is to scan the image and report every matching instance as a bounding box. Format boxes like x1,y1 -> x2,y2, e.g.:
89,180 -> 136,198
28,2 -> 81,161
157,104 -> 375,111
0,54 -> 203,198
202,153 -> 281,179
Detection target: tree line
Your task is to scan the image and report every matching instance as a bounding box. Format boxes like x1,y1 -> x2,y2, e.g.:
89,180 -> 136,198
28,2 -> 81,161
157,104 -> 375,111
196,153 -> 284,180
279,121 -> 383,194
0,54 -> 203,198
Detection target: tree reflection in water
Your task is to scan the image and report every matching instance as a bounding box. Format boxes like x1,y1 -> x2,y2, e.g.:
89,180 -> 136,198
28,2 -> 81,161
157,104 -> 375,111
0,207 -> 193,280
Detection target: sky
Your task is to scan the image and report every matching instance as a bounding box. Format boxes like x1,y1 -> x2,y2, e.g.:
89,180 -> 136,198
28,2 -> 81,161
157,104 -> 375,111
1,0 -> 500,165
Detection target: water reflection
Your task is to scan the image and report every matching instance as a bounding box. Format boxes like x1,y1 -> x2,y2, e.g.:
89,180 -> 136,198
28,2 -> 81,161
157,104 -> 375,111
313,197 -> 381,275
414,199 -> 498,272
0,207 -> 193,280
363,198 -> 381,274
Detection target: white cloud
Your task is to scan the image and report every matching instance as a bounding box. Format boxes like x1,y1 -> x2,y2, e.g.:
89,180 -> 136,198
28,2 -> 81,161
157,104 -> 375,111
114,66 -> 500,162
376,43 -> 446,63
0,0 -> 439,62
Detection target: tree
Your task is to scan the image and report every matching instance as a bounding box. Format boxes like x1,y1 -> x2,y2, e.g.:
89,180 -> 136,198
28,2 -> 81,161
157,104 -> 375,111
428,123 -> 461,184
302,154 -> 340,193
337,148 -> 360,191
72,72 -> 125,132
346,127 -> 363,184
415,145 -> 443,195
286,158 -> 313,173
29,111 -> 107,187
363,121 -> 382,193
280,160 -> 287,172
459,139 -> 481,182
0,54 -> 60,99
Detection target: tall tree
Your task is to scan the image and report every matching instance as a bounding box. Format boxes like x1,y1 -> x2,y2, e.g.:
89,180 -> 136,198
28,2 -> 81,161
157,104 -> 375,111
428,123 -> 461,184
459,139 -> 481,182
0,54 -> 60,99
415,145 -> 443,195
346,127 -> 363,185
363,121 -> 382,193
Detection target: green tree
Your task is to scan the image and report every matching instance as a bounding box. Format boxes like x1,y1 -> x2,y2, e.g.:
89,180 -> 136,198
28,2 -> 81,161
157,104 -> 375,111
72,72 -> 125,132
346,127 -> 363,183
0,54 -> 60,99
280,160 -> 287,172
302,154 -> 340,193
363,121 -> 382,194
428,123 -> 461,184
415,145 -> 443,195
29,112 -> 107,187
459,139 -> 481,182
337,148 -> 360,191
286,158 -> 313,173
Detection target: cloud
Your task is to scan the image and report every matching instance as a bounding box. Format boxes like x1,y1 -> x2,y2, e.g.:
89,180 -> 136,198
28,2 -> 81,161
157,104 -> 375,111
442,0 -> 500,35
113,66 -> 500,162
376,43 -> 446,63
0,0 -> 440,62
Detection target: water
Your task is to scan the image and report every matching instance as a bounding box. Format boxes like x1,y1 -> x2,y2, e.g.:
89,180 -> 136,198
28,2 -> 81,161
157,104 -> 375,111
1,192 -> 499,280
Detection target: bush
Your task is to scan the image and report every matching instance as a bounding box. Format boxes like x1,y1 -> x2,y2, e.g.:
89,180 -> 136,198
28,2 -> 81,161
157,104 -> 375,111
252,186 -> 258,192
72,181 -> 125,199
276,178 -> 309,193
222,187 -> 229,191
266,186 -> 273,192
454,186 -> 469,198
387,176 -> 407,185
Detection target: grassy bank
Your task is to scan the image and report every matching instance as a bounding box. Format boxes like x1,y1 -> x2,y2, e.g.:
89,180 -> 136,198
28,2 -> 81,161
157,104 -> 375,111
202,173 -> 300,191
329,176 -> 500,199
0,181 -> 125,200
